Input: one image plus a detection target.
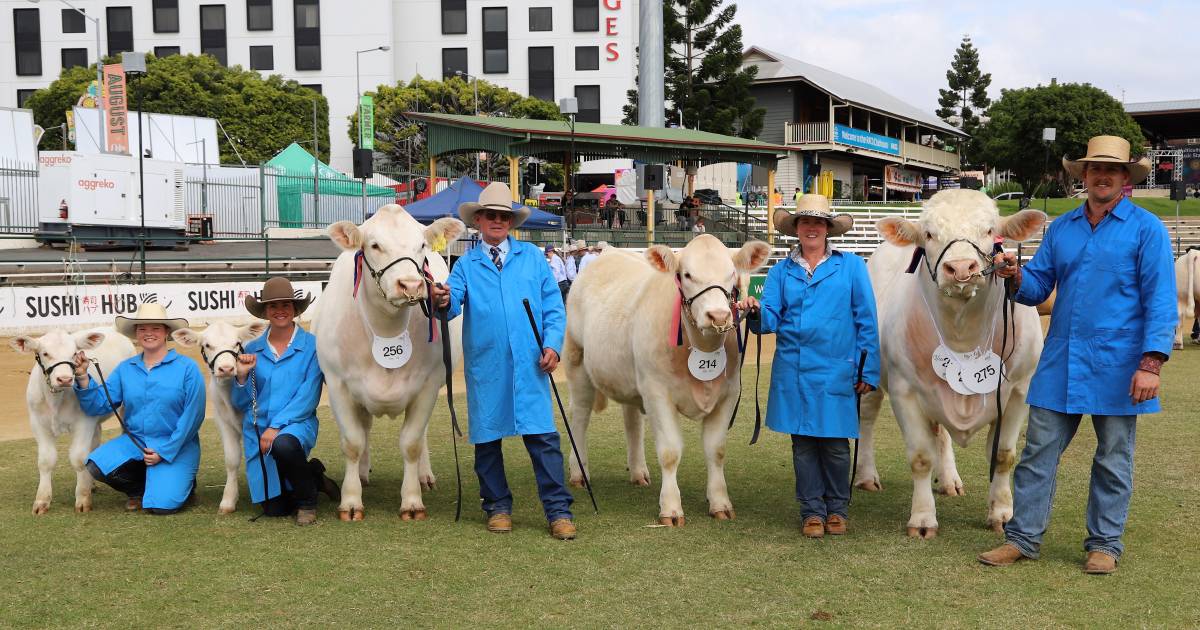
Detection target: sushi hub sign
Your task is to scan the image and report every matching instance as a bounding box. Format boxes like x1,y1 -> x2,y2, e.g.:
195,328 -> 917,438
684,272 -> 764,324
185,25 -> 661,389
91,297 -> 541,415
0,281 -> 324,333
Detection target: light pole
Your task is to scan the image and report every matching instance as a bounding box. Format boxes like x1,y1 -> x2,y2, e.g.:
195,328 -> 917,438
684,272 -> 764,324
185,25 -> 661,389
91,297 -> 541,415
455,70 -> 480,179
29,0 -> 104,152
123,51 -> 147,283
559,97 -> 579,230
356,45 -> 389,216
1042,127 -> 1057,214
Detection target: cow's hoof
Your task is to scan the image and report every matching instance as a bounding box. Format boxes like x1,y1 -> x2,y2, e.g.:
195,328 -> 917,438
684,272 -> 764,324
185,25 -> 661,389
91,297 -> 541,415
906,526 -> 938,539
937,483 -> 965,497
658,515 -> 686,527
987,520 -> 1005,534
709,509 -> 735,521
359,477 -> 370,488
1174,342 -> 1184,350
399,508 -> 428,521
32,502 -> 49,516
338,507 -> 365,522
218,504 -> 236,515
420,478 -> 437,492
854,479 -> 882,492
629,470 -> 651,486
569,477 -> 586,489
75,503 -> 91,513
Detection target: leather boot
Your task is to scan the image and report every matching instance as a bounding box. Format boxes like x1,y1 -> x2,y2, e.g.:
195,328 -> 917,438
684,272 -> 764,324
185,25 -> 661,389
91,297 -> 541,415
1083,551 -> 1117,575
487,513 -> 512,533
977,543 -> 1026,567
802,516 -> 825,538
549,518 -> 577,540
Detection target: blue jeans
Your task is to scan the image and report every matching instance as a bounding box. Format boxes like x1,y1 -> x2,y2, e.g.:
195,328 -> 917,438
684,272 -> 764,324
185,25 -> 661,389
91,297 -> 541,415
1005,406 -> 1137,560
474,432 -> 574,522
791,435 -> 850,521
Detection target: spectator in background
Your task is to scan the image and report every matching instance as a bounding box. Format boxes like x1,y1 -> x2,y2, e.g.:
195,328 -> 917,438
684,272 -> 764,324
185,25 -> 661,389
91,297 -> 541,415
692,217 -> 706,235
546,245 -> 570,302
605,197 -> 625,229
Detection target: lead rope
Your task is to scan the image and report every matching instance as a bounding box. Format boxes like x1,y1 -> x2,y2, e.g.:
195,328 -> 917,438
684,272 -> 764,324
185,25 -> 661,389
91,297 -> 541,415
989,275 -> 1015,482
248,369 -> 269,522
433,284 -> 464,522
91,359 -> 150,454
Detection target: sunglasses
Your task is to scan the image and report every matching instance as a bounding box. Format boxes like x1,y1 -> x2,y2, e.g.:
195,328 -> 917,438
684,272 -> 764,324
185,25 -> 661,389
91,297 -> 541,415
481,209 -> 514,222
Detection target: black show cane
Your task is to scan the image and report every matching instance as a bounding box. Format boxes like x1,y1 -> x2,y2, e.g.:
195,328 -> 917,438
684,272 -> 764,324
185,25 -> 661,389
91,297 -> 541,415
522,299 -> 598,513
849,350 -> 867,505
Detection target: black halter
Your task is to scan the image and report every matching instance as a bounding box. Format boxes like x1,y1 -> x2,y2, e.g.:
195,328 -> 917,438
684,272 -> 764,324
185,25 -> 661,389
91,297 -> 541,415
200,342 -> 245,374
361,253 -> 430,305
674,273 -> 741,344
906,238 -> 1003,283
34,353 -> 76,387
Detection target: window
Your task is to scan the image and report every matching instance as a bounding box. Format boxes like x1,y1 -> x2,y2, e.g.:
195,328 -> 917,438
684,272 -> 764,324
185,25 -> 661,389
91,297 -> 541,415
575,46 -> 598,71
528,47 -> 554,102
153,0 -> 179,33
17,89 -> 37,108
247,0 -> 273,31
154,46 -> 180,58
482,7 -> 507,74
573,0 -> 598,31
301,83 -> 322,94
61,8 -> 85,34
14,9 -> 42,77
529,7 -> 552,31
575,85 -> 600,123
441,0 -> 466,35
293,0 -> 321,70
249,45 -> 274,70
61,48 -> 88,70
200,5 -> 227,65
106,7 -> 134,56
442,48 -> 467,80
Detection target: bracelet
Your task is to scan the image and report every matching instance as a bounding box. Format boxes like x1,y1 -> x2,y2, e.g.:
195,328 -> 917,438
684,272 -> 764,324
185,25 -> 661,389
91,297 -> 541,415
1137,355 -> 1163,376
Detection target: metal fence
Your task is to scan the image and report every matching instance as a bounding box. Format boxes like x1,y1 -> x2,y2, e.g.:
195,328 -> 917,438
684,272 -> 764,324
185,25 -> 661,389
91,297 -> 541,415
0,159 -> 38,233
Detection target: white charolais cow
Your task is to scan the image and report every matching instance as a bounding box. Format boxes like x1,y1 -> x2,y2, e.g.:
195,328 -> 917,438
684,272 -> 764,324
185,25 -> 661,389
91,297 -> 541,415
855,190 -> 1046,538
11,328 -> 135,514
1174,249 -> 1200,349
316,204 -> 465,521
173,320 -> 268,513
563,235 -> 770,526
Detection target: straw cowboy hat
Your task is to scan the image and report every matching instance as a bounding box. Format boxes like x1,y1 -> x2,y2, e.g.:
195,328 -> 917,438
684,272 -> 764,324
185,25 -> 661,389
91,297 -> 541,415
1062,135 -> 1150,184
773,193 -> 854,238
244,276 -> 314,320
115,303 -> 189,339
458,182 -> 531,228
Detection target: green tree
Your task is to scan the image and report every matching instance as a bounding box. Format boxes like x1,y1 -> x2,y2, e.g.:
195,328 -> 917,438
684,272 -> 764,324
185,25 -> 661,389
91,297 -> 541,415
936,35 -> 992,165
25,53 -> 328,164
975,82 -> 1144,194
622,0 -> 764,139
351,76 -> 563,182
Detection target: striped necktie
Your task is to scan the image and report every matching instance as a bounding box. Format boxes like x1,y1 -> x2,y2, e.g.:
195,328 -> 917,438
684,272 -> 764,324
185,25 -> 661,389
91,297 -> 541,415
490,246 -> 503,271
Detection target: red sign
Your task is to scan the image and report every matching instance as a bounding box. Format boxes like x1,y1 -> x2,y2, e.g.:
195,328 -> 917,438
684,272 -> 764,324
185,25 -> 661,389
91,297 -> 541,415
604,0 -> 621,61
102,64 -> 129,154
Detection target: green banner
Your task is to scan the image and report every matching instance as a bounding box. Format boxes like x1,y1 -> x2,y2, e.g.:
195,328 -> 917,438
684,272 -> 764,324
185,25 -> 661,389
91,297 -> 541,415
359,95 -> 375,150
748,274 -> 765,299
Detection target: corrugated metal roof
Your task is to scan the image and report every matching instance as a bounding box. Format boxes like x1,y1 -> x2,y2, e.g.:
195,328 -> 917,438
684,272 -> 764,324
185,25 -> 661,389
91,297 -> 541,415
743,46 -> 967,137
1125,99 -> 1200,114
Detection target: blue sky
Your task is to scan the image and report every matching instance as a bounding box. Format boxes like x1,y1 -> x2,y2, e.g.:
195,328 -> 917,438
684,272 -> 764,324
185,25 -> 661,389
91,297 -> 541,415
738,0 -> 1198,114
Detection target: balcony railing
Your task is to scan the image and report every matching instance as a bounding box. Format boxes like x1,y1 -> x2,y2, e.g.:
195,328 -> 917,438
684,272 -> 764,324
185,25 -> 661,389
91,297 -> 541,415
784,122 -> 960,171
901,140 -> 960,170
784,121 -> 830,145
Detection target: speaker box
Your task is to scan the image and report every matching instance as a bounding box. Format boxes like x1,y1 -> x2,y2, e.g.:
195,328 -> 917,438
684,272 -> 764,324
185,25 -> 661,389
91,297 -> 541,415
1171,180 -> 1187,201
353,148 -> 374,179
642,164 -> 665,190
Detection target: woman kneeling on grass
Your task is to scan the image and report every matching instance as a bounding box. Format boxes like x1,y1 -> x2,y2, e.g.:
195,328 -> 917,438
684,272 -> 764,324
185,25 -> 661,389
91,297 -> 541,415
75,303 -> 206,515
233,277 -> 339,525
738,194 -> 881,538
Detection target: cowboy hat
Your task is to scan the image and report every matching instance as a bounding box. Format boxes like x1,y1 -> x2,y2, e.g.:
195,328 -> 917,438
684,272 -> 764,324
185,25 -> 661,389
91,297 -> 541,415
115,303 -> 189,339
244,276 -> 314,320
1062,135 -> 1150,184
773,194 -> 854,238
458,182 -> 531,229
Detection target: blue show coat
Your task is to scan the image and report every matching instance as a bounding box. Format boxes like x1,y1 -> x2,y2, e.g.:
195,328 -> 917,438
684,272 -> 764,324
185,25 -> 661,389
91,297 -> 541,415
751,251 -> 881,438
1013,197 -> 1177,415
77,350 -> 206,509
444,236 -> 566,444
230,326 -> 324,503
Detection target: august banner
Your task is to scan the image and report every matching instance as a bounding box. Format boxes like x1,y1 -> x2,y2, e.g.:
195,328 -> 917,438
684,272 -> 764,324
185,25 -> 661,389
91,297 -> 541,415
102,63 -> 129,155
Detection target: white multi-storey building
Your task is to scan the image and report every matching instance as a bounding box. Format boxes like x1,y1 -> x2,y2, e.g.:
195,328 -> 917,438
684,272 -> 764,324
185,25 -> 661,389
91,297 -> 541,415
0,0 -> 638,170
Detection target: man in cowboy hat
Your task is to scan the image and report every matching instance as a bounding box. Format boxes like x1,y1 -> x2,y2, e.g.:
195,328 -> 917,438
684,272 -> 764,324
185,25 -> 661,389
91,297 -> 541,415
981,135 -> 1177,574
429,182 -> 576,540
564,239 -> 585,286
545,244 -> 570,302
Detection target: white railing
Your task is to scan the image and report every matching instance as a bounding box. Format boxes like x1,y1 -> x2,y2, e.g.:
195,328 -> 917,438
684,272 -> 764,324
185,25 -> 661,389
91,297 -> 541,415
784,122 -> 831,145
902,141 -> 960,170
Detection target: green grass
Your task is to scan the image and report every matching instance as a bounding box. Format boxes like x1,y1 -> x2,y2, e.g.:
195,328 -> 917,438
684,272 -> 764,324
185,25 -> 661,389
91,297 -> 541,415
2,351 -> 1199,627
998,197 -> 1200,217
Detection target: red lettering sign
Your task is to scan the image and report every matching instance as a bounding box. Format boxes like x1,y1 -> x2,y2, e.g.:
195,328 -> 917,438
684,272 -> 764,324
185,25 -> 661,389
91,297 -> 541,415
606,16 -> 618,35
603,0 -> 621,8
606,42 -> 620,61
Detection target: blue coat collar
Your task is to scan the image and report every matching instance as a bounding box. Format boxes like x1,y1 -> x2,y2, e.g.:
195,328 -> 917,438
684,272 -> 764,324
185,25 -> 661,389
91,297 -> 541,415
471,235 -> 522,272
246,325 -> 311,362
784,250 -> 843,286
1067,196 -> 1133,222
136,348 -> 181,371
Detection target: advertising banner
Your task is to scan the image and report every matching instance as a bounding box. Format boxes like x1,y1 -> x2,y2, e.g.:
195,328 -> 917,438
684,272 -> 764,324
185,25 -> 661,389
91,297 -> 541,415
359,95 -> 375,150
885,165 -> 922,193
102,64 -> 129,154
834,124 -> 900,156
0,281 -> 324,334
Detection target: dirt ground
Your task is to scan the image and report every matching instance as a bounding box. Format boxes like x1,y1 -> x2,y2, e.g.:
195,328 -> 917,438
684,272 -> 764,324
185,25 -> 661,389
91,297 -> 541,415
0,332 -> 779,442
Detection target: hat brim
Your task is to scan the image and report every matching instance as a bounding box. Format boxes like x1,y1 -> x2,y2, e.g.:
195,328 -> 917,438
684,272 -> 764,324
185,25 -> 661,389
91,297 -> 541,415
773,209 -> 854,238
459,202 -> 531,229
245,293 -> 314,320
1062,156 -> 1150,184
115,316 -> 189,340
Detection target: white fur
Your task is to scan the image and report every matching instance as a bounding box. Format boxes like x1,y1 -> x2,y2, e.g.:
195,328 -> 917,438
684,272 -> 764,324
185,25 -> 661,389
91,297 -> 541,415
1174,250 -> 1200,349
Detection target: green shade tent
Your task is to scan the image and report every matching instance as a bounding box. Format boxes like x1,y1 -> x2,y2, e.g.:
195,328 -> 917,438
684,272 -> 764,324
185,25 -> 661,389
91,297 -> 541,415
266,143 -> 395,227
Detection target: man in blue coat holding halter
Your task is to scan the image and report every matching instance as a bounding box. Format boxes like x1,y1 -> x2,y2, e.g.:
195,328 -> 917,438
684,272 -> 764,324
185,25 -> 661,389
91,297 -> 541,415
431,182 -> 575,540
980,136 -> 1177,575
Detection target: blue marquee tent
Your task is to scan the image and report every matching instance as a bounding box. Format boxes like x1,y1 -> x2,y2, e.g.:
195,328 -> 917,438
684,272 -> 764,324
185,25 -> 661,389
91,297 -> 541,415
402,176 -> 563,230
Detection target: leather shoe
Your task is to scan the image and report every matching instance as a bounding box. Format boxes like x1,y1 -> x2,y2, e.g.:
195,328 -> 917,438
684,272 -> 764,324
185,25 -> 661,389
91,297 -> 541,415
125,496 -> 142,512
802,516 -> 825,538
295,507 -> 318,526
977,543 -> 1026,567
487,512 -> 512,533
825,514 -> 847,535
549,518 -> 577,540
1083,551 -> 1117,575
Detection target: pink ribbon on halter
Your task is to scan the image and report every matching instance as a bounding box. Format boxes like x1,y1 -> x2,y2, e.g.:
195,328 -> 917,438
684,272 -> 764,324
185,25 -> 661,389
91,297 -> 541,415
671,274 -> 684,347
352,250 -> 364,298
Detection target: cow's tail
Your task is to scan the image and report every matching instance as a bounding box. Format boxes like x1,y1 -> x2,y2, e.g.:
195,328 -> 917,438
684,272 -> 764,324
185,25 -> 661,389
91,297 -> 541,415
1188,251 -> 1199,320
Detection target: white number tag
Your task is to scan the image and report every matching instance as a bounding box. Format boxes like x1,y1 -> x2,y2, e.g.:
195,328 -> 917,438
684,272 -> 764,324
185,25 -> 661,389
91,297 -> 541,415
961,352 -> 1002,395
931,344 -> 956,379
687,346 -> 727,381
372,331 -> 413,369
943,361 -> 975,396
